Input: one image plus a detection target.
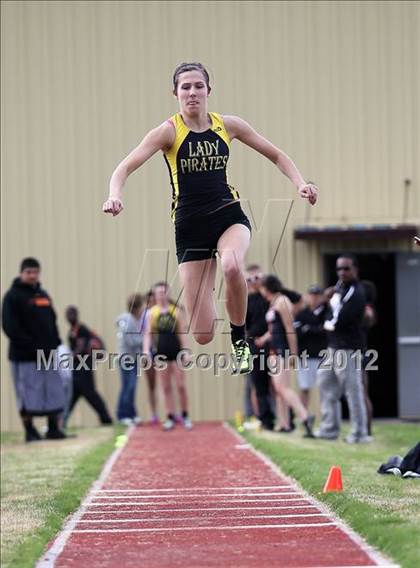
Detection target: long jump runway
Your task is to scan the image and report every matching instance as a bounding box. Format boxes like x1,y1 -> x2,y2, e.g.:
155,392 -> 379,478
38,423 -> 396,567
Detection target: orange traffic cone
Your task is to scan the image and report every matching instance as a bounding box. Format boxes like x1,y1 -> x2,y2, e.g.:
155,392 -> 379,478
323,466 -> 343,493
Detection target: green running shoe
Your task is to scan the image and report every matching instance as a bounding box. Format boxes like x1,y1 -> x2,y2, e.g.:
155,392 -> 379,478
231,339 -> 251,375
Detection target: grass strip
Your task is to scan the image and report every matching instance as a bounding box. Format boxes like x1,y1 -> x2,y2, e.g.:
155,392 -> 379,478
243,422 -> 420,568
1,427 -> 122,568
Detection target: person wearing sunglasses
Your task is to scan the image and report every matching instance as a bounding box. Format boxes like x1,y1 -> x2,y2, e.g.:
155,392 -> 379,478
316,254 -> 370,443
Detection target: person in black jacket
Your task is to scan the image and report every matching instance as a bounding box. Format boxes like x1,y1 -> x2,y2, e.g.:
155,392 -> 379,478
294,285 -> 327,409
2,258 -> 66,441
316,254 -> 370,443
64,306 -> 113,427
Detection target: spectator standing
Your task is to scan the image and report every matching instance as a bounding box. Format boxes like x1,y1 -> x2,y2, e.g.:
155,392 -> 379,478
115,294 -> 146,425
294,285 -> 327,409
64,306 -> 113,427
143,282 -> 192,431
317,254 -> 370,443
260,281 -> 303,431
259,275 -> 315,437
2,258 -> 66,441
277,284 -> 303,430
245,264 -> 275,430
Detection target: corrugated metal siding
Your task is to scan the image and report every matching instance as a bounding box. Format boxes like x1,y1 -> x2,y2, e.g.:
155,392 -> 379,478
1,0 -> 419,430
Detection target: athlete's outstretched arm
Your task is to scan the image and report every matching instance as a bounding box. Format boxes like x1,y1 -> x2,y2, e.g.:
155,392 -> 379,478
223,115 -> 318,205
103,122 -> 175,216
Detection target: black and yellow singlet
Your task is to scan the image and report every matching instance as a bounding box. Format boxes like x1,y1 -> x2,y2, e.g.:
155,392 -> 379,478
150,303 -> 181,360
164,112 -> 239,224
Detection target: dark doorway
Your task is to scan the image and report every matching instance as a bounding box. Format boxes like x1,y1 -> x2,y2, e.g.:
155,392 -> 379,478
323,252 -> 398,418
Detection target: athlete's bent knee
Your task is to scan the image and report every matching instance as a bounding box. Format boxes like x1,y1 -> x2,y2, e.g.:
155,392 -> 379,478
221,259 -> 243,282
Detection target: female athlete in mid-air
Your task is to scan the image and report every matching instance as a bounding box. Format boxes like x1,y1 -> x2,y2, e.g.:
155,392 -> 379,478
103,62 -> 318,374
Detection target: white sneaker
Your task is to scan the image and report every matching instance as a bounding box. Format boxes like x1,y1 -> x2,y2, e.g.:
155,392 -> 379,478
359,435 -> 374,443
402,470 -> 420,478
345,434 -> 373,444
133,416 -> 142,426
387,467 -> 402,476
119,418 -> 133,427
183,417 -> 193,430
162,418 -> 175,431
243,418 -> 261,431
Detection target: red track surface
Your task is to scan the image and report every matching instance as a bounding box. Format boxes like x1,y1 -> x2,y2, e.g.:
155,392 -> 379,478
40,423 -> 392,567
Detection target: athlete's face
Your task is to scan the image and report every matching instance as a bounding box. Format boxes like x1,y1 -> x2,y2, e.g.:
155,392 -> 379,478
175,70 -> 210,115
154,285 -> 169,304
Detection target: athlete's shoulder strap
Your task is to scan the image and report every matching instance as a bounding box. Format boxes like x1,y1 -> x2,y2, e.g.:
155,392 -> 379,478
168,303 -> 178,316
149,305 -> 161,332
210,112 -> 231,146
164,113 -> 190,157
168,303 -> 180,331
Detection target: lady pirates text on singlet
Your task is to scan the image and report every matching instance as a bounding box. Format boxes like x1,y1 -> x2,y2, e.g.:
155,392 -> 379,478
164,112 -> 239,222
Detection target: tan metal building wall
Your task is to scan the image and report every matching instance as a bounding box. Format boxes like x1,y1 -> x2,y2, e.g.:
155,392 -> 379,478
2,1 -> 419,431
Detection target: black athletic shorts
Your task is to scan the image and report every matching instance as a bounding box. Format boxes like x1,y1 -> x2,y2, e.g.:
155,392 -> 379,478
175,202 -> 252,264
154,350 -> 181,362
155,334 -> 182,362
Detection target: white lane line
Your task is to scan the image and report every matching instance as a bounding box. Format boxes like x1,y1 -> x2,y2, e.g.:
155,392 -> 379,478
82,503 -> 317,514
224,423 -> 398,568
36,426 -> 134,567
95,485 -> 288,492
71,521 -> 337,533
87,495 -> 302,506
78,513 -> 329,523
91,491 -> 296,499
